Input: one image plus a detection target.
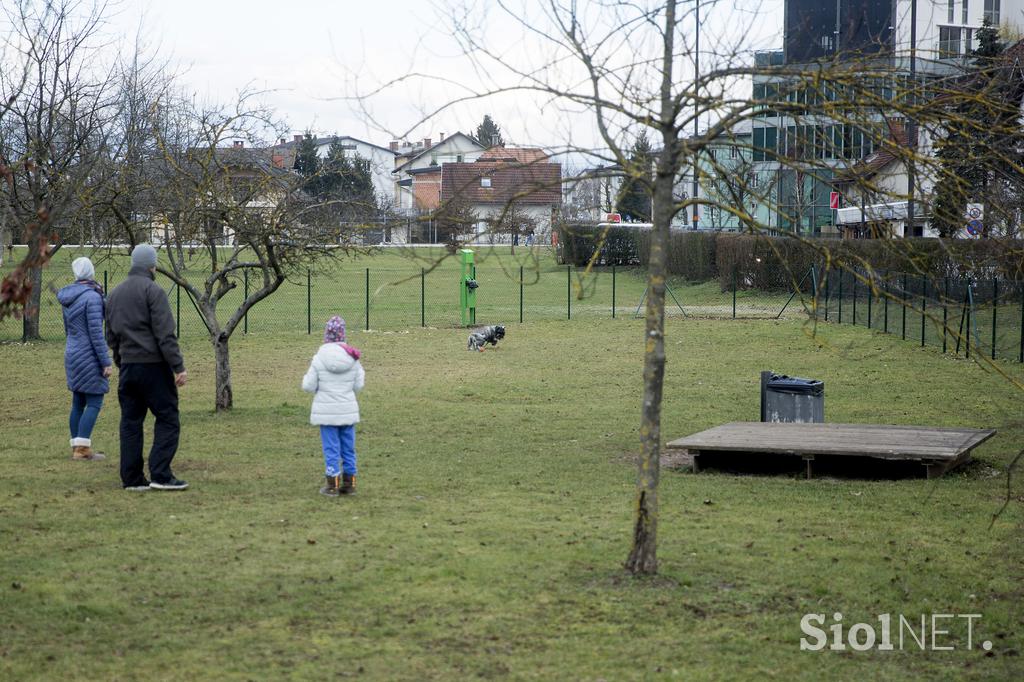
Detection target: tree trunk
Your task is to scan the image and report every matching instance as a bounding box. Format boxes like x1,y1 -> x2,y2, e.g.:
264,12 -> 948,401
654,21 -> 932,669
22,265 -> 42,341
214,332 -> 233,411
625,177 -> 671,575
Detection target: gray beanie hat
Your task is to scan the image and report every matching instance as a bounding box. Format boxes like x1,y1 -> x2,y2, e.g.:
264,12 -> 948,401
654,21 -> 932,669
131,244 -> 158,269
72,256 -> 95,281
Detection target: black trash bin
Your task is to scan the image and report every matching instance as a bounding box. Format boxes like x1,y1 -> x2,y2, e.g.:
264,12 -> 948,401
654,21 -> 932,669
760,371 -> 824,423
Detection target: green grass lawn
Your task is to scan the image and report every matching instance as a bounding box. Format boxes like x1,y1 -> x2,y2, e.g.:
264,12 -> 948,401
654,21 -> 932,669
0,246 -> 799,341
1,312 -> 1022,680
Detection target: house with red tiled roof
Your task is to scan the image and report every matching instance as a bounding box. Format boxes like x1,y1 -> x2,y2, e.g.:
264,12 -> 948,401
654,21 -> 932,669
438,151 -> 562,244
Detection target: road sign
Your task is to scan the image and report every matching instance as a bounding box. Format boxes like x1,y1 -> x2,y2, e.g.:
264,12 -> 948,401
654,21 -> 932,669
966,203 -> 984,220
966,219 -> 983,236
829,191 -> 840,210
605,213 -> 621,223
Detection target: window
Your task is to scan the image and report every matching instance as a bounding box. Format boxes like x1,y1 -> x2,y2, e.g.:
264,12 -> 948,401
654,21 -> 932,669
984,0 -> 1000,24
938,26 -> 962,59
730,145 -> 738,159
480,177 -> 491,188
962,0 -> 969,24
948,0 -> 955,23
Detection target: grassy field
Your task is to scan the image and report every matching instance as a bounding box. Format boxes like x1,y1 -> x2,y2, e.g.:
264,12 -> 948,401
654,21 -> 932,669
0,246 -> 798,341
1,309 -> 1022,679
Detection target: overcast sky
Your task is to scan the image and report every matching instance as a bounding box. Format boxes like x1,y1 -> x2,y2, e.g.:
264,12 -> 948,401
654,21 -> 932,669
104,0 -> 784,158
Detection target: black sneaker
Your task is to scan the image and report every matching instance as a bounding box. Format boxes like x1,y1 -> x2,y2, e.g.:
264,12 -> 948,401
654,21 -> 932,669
150,478 -> 189,491
123,481 -> 152,492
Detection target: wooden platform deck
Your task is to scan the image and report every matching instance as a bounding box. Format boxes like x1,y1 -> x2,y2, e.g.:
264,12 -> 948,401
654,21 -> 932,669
665,422 -> 997,478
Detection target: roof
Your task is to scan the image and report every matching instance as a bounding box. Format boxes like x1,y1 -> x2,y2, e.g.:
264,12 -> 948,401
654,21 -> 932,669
477,147 -> 549,163
270,134 -> 397,156
833,119 -> 910,183
440,161 -> 562,205
393,132 -> 485,173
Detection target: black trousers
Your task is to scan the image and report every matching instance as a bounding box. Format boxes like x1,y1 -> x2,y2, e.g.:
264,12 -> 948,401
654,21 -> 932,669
118,363 -> 180,486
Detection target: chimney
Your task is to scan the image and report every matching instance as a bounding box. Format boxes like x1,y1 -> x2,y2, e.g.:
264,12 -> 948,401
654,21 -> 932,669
390,140 -> 399,151
233,140 -> 244,148
439,132 -> 445,142
423,137 -> 432,148
278,137 -> 286,145
293,134 -> 303,143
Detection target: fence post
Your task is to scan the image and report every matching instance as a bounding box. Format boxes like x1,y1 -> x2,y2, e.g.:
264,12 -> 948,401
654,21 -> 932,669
867,275 -> 872,330
838,271 -> 843,323
1019,282 -> 1023,363
920,276 -> 926,347
612,265 -> 616,319
365,267 -> 370,331
942,276 -> 948,354
824,268 -> 830,322
852,274 -> 857,326
244,268 -> 249,335
966,278 -> 972,359
103,270 -> 108,292
306,269 -> 311,335
567,265 -> 571,320
421,268 -> 426,328
991,277 -> 998,360
883,275 -> 889,333
732,266 -> 737,319
901,273 -> 908,340
175,283 -> 181,337
519,265 -> 524,324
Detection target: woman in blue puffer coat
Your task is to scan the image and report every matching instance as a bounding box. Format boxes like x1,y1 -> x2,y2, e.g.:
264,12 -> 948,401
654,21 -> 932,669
57,257 -> 113,461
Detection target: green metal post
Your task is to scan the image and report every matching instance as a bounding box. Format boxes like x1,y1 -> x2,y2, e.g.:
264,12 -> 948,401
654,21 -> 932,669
991,277 -> 998,360
1020,284 -> 1023,363
244,268 -> 249,335
365,267 -> 370,331
902,273 -> 908,340
824,268 -> 829,322
306,269 -> 311,335
612,266 -> 616,319
852,275 -> 857,325
867,277 -> 872,329
459,249 -> 476,327
838,271 -> 843,323
565,264 -> 573,320
421,268 -> 426,328
103,270 -> 108,292
176,283 -> 180,337
732,267 -> 737,319
519,266 -> 524,324
943,277 -> 948,354
883,276 -> 889,333
921,276 -> 926,347
966,279 -> 972,359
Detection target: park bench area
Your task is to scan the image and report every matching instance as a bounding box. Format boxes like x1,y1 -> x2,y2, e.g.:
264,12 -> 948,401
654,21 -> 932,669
666,422 -> 997,479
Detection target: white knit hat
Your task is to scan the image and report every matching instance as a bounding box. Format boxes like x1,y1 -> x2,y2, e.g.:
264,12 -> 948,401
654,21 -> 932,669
72,257 -> 95,281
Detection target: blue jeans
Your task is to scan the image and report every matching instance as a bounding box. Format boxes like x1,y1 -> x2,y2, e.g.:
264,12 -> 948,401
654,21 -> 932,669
320,425 -> 357,477
70,392 -> 104,441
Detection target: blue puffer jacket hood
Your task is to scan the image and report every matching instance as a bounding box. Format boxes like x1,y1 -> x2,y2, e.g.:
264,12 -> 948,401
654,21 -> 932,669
58,280 -> 111,394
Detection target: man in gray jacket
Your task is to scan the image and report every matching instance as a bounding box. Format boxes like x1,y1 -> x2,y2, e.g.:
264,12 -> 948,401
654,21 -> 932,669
106,244 -> 189,491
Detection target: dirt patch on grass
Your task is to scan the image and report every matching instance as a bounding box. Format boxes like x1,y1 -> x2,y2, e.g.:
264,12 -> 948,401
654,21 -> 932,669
616,449 -> 694,472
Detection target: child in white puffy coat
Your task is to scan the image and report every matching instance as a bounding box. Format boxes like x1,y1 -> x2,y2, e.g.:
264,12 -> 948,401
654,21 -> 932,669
302,316 -> 365,496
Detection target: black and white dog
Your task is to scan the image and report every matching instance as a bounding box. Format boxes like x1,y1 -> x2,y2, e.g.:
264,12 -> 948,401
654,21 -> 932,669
467,325 -> 506,352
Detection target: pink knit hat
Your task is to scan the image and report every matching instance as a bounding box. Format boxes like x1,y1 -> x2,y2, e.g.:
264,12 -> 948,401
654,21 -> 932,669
324,316 -> 346,343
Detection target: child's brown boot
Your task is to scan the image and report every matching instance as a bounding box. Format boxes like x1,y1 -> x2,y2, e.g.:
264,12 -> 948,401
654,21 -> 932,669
319,475 -> 340,497
340,474 -> 356,495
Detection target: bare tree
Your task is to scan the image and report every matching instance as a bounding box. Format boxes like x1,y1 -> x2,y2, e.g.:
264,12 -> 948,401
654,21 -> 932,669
356,0 -> 1024,571
0,0 -> 119,337
135,92 -> 365,411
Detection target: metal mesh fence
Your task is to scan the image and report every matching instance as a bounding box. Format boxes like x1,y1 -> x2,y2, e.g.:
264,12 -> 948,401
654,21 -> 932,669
818,269 -> 1024,363
4,250 -> 1020,364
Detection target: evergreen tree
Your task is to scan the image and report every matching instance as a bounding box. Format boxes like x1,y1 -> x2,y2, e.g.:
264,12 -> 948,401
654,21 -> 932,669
932,20 -> 1020,237
293,133 -> 323,196
615,132 -> 654,222
475,114 -> 505,147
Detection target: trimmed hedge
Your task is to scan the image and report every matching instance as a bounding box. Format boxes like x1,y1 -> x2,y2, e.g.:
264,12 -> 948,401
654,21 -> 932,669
558,223 -> 1024,289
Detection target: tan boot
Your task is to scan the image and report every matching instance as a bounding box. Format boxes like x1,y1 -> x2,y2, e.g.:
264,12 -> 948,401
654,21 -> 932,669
71,439 -> 106,461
